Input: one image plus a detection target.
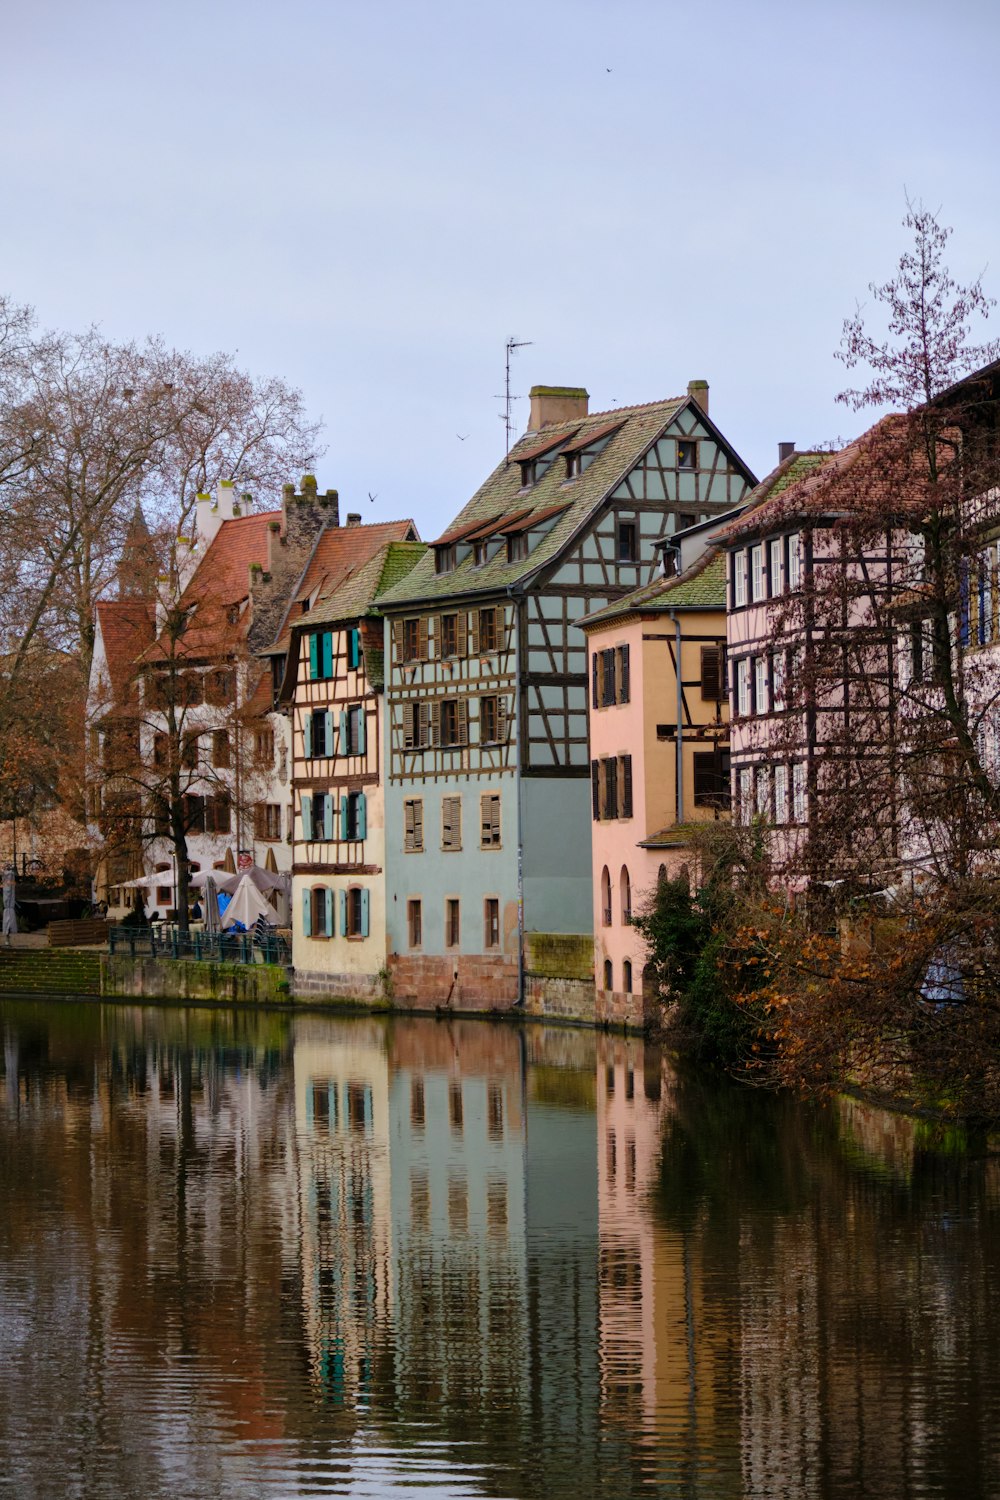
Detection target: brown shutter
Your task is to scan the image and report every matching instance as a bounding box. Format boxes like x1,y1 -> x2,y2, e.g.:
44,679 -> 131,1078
392,619 -> 403,663
405,800 -> 414,850
621,756 -> 633,818
592,760 -> 601,820
418,617 -> 429,659
403,701 -> 415,750
606,756 -> 618,819
456,611 -> 468,656
701,644 -> 723,699
458,699 -> 469,745
429,700 -> 441,746
618,644 -> 630,704
497,696 -> 508,743
470,610 -> 480,655
414,799 -> 423,849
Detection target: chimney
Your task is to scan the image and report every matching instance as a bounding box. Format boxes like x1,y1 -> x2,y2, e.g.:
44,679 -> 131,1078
778,442 -> 795,463
194,480 -> 235,551
528,385 -> 589,432
687,379 -> 709,416
346,512 -> 361,527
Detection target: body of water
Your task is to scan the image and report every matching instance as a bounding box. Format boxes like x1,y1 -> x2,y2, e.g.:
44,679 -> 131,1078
1,1000 -> 998,1498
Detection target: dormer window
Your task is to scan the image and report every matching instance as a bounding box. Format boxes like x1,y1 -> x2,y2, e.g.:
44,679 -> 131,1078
473,541 -> 487,567
300,599 -> 310,614
565,451 -> 582,480
507,533 -> 528,563
519,460 -> 536,488
435,544 -> 457,575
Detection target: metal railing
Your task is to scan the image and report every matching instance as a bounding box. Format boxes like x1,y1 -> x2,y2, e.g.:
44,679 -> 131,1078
109,925 -> 290,966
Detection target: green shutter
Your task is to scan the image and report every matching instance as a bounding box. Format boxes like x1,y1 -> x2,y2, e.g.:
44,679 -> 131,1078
302,888 -> 312,936
360,888 -> 369,938
325,886 -> 334,937
357,793 -> 367,840
302,793 -> 313,841
339,889 -> 348,937
348,628 -> 360,669
323,794 -> 334,841
309,634 -> 319,680
322,631 -> 333,679
340,795 -> 349,840
357,709 -> 366,755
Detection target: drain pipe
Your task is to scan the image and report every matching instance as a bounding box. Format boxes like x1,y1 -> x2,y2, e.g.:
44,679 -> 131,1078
508,584 -> 525,1007
669,610 -> 684,824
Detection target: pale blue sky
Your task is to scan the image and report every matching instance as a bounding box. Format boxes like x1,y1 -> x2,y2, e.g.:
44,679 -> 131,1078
3,0 -> 999,537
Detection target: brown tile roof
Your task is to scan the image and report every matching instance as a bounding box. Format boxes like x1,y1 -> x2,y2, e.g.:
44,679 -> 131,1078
95,600 -> 156,698
560,418 -> 625,455
267,519 -> 419,654
502,500 -> 571,534
515,428 -> 581,464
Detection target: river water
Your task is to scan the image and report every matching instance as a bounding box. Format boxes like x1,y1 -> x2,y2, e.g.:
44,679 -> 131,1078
1,1000 -> 998,1500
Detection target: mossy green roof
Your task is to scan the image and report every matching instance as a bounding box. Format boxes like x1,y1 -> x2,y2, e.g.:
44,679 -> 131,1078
577,550 -> 727,630
306,541 -> 426,626
377,396 -> 700,608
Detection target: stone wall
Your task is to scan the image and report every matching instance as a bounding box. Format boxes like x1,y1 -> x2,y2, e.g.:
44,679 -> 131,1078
388,952 -> 519,1011
523,930 -> 596,1025
293,967 -> 387,1005
0,949 -> 102,996
102,955 -> 291,1005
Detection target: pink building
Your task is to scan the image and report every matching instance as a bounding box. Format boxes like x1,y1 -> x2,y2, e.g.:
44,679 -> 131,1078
581,548 -> 731,1027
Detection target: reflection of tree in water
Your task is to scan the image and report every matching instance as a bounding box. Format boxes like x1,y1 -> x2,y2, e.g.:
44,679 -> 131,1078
654,1065 -> 1000,1500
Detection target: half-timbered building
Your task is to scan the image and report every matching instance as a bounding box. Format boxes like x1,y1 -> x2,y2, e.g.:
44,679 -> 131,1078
267,524 -> 422,997
377,381 -> 756,1008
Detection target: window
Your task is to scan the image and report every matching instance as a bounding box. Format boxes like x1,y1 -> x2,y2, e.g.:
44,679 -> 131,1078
342,791 -> 366,841
677,440 -> 697,469
755,766 -> 771,818
700,643 -> 725,700
792,762 -> 807,822
153,731 -> 168,767
204,794 -> 231,833
342,704 -> 364,756
480,793 -> 501,848
617,519 -> 638,563
619,755 -> 633,818
402,700 -> 429,749
616,644 -> 630,703
507,532 -> 528,563
678,512 -> 696,531
473,540 -> 488,567
270,655 -> 285,709
205,669 -> 233,706
307,709 -> 332,758
474,607 -> 498,655
739,767 -> 753,823
408,899 -> 422,948
774,764 -> 789,823
435,544 -> 456,574
442,795 -> 462,850
401,617 -> 428,662
769,536 -> 784,595
445,898 -> 460,948
603,958 -> 613,990
978,550 -> 993,645
344,885 -> 366,938
750,544 -> 765,602
604,756 -> 619,820
590,755 -> 629,820
787,534 -> 801,590
254,726 -> 274,764
254,803 -> 281,841
622,959 -> 632,995
600,867 -> 612,927
183,794 -> 205,833
620,867 -> 632,925
479,694 -> 508,744
404,798 -> 424,852
754,656 -> 768,713
305,885 -> 333,939
212,730 -> 230,769
593,647 -> 617,707
733,551 -> 747,607
772,650 -> 787,710
484,897 -> 500,949
693,750 -> 731,807
736,658 -> 751,717
438,698 -> 468,747
308,631 -> 334,681
182,733 -> 199,770
347,627 -> 361,670
439,612 -> 460,657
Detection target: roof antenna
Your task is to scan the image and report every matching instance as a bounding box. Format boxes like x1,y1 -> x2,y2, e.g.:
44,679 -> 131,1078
496,337 -> 532,456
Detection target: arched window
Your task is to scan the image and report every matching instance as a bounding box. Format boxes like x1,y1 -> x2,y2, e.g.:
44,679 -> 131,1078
620,866 -> 632,925
603,958 -> 613,991
623,959 -> 633,995
600,866 -> 612,926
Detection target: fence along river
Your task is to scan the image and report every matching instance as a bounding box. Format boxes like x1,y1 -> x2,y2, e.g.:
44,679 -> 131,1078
1,999 -> 997,1498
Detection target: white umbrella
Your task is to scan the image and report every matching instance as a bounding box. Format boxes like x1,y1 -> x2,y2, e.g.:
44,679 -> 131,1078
220,873 -> 278,931
122,873 -> 164,890
190,864 -> 288,896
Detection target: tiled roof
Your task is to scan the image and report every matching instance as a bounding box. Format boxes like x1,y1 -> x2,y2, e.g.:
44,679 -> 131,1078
95,600 -> 156,697
577,550 -> 727,630
266,520 -> 419,654
377,394 -> 731,608
305,540 -> 427,627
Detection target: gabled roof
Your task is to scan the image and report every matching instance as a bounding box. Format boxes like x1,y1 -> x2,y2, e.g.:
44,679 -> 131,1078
305,540 -> 427,627
577,550 -> 727,631
378,394 -> 756,609
95,600 -> 156,697
712,450 -> 840,542
266,519 -> 419,654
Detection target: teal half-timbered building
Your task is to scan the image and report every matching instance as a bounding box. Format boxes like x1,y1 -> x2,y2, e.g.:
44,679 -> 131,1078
378,382 -> 756,1008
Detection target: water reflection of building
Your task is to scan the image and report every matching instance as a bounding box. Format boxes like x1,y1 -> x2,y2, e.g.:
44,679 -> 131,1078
293,1017 -> 393,1408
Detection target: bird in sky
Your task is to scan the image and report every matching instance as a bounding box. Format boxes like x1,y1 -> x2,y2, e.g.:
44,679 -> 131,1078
368,491 -> 378,503
457,433 -> 469,441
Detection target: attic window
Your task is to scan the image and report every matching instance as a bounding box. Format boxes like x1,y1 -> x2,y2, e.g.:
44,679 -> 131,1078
507,533 -> 528,563
435,544 -> 457,575
300,599 -> 310,614
473,541 -> 487,567
565,451 -> 582,480
519,460 -> 536,488
677,440 -> 697,469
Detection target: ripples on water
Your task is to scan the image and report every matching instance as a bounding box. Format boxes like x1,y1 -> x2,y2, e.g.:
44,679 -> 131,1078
1,1002 -> 999,1499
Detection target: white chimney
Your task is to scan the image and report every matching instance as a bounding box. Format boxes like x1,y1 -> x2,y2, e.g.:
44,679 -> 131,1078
194,480 -> 236,550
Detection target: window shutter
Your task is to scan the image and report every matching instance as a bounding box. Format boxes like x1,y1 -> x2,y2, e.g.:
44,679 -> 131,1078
429,700 -> 441,746
322,886 -> 332,937
497,696 -> 508,743
403,701 -> 415,750
322,632 -> 333,679
592,652 -> 599,708
414,799 -> 423,849
606,649 -> 616,705
339,889 -> 347,937
621,756 -> 633,818
302,888 -> 312,937
302,793 -> 314,841
357,793 -> 367,840
701,645 -> 721,699
323,795 -> 334,841
349,628 -> 359,669
340,710 -> 348,755
392,620 -> 403,663
304,713 -> 313,759
360,888 -> 370,938
309,634 -> 319,680
456,612 -> 468,656
405,800 -> 414,850
340,795 -> 349,840
324,710 -> 335,757
618,645 -> 630,704
592,760 -> 601,820
606,756 -> 618,819
357,708 -> 366,755
418,617 -> 428,659
470,610 -> 480,655
458,700 -> 469,745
